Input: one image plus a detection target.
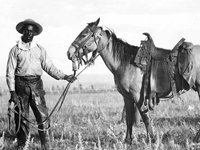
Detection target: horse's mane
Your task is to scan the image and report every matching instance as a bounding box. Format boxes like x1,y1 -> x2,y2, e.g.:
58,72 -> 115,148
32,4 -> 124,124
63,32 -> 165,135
105,30 -> 140,66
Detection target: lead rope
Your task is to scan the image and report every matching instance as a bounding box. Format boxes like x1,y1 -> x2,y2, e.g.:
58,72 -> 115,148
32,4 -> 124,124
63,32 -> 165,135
8,68 -> 89,132
8,103 -> 51,132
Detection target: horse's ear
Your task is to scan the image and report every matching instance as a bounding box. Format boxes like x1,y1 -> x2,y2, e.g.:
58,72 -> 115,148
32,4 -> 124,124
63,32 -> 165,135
88,18 -> 100,27
94,18 -> 100,26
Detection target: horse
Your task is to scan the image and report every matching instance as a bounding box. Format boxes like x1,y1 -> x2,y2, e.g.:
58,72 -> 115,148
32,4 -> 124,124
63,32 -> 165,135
67,18 -> 200,144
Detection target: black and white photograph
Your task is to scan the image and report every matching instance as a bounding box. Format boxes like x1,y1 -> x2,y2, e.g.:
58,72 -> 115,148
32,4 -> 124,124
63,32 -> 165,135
0,0 -> 200,149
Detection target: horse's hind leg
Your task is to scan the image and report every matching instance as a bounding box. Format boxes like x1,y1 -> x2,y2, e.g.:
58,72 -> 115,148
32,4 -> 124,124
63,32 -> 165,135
138,106 -> 154,143
118,105 -> 126,123
193,84 -> 200,143
119,104 -> 140,125
124,97 -> 137,144
134,105 -> 140,126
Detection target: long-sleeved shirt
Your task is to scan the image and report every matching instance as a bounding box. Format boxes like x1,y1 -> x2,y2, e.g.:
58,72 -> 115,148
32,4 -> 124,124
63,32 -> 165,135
6,38 -> 66,91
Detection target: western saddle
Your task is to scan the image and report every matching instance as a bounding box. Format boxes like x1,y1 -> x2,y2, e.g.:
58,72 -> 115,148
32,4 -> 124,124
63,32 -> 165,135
134,33 -> 193,111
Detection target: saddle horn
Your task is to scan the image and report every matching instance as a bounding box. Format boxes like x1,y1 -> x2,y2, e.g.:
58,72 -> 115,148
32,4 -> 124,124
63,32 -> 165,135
143,32 -> 156,49
143,32 -> 153,41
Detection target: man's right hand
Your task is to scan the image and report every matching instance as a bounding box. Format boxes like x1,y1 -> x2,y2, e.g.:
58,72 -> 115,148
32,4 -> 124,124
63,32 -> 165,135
64,75 -> 77,83
9,91 -> 18,104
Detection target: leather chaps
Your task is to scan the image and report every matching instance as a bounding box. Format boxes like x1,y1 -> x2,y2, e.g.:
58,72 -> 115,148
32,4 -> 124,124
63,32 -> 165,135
14,76 -> 50,149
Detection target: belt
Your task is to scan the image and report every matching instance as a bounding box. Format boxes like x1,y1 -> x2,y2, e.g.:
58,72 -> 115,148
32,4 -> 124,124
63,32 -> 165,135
15,76 -> 41,82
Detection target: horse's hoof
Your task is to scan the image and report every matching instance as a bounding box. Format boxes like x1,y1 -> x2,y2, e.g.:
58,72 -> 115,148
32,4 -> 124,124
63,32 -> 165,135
124,138 -> 132,145
117,120 -> 124,124
149,99 -> 155,110
141,105 -> 148,113
193,131 -> 200,143
193,137 -> 200,143
194,135 -> 200,143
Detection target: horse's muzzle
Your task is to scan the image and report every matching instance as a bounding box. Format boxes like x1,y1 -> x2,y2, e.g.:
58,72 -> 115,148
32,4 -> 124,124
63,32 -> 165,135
67,45 -> 76,60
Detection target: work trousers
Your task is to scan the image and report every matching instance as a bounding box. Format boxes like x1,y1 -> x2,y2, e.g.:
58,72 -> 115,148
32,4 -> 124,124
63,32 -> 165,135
14,76 -> 50,149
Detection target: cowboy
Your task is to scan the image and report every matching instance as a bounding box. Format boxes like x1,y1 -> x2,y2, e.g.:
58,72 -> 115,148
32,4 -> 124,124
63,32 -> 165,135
6,19 -> 76,149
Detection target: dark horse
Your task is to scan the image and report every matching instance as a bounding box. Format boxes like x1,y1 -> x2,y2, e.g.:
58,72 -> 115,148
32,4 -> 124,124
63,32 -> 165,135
67,18 -> 200,144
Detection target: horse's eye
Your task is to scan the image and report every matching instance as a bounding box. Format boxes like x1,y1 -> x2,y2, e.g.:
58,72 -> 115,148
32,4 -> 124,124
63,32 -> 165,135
81,34 -> 87,38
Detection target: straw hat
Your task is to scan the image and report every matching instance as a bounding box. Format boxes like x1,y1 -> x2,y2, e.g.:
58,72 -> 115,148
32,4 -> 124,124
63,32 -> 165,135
16,19 -> 43,36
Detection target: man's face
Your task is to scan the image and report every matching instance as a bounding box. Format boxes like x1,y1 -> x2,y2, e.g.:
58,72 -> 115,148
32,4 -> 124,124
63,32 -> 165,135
22,25 -> 35,43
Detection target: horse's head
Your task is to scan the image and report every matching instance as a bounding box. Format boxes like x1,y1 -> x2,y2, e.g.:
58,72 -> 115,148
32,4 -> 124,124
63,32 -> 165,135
67,18 -> 104,64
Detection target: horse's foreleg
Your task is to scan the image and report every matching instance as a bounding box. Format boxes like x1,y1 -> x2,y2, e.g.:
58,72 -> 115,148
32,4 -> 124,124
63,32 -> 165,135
124,98 -> 135,144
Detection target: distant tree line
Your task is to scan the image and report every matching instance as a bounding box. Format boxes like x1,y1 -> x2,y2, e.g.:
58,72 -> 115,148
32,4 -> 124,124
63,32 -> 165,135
45,84 -> 117,94
0,84 -> 117,96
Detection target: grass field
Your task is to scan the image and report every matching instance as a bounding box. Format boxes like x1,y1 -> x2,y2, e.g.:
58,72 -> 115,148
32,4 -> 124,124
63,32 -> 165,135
0,90 -> 200,149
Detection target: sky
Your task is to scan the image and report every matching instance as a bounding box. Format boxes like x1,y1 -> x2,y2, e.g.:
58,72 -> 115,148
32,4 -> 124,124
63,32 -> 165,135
0,0 -> 200,77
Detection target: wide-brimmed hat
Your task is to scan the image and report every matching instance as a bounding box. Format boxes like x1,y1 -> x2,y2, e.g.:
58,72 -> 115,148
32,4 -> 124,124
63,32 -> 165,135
16,19 -> 43,36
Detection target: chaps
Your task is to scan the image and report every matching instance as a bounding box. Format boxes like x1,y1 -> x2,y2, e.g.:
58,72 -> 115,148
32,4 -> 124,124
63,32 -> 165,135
15,76 -> 50,149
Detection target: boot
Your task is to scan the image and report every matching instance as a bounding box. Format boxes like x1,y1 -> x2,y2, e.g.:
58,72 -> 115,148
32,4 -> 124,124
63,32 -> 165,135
41,143 -> 50,150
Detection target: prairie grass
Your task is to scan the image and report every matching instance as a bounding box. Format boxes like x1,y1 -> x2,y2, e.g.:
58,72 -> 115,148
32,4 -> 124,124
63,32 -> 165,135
0,90 -> 200,149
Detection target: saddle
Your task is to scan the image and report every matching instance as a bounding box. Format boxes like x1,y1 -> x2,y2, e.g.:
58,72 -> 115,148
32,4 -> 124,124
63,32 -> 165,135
135,33 -> 192,109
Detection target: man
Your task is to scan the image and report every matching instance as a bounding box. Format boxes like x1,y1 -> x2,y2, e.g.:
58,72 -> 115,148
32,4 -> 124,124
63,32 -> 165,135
6,19 -> 76,150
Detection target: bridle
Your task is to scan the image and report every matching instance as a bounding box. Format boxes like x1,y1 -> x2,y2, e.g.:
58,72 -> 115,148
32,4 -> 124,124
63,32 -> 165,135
71,25 -> 102,69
